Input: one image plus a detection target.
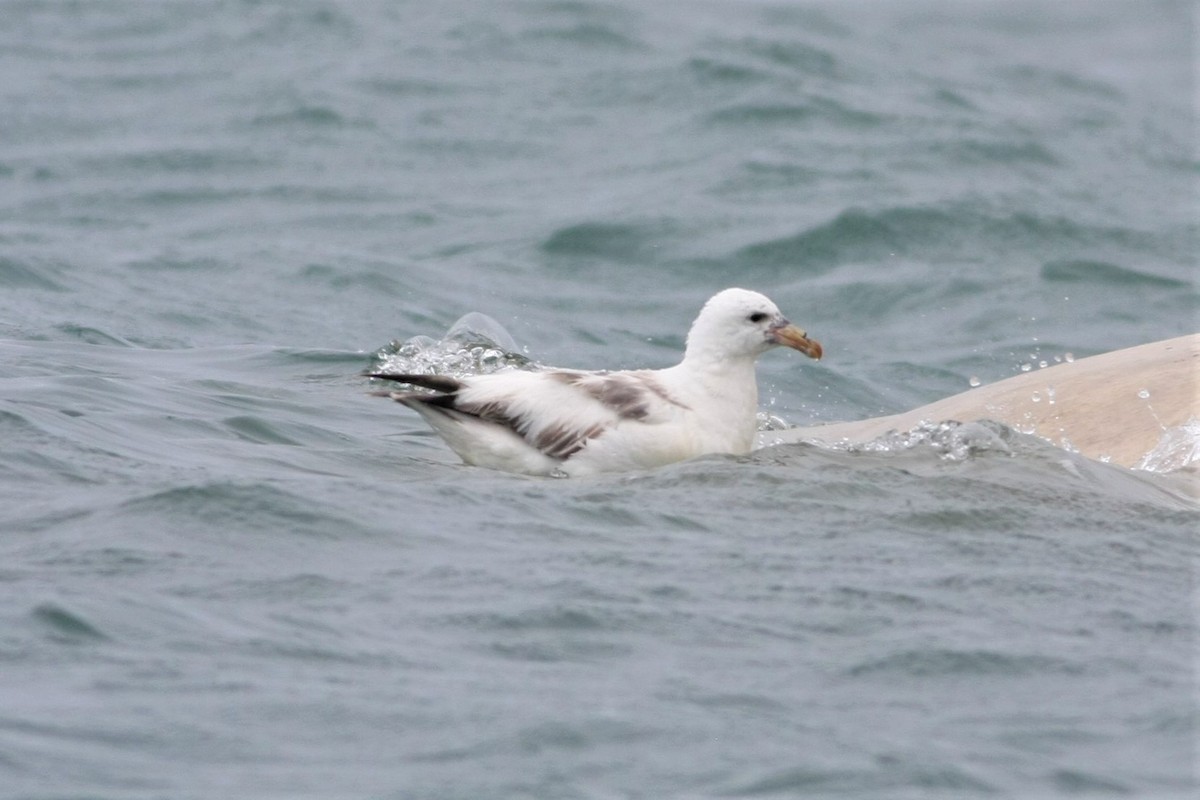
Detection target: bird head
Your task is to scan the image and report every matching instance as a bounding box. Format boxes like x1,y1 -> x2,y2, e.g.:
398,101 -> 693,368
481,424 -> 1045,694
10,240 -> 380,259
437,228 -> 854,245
684,288 -> 823,365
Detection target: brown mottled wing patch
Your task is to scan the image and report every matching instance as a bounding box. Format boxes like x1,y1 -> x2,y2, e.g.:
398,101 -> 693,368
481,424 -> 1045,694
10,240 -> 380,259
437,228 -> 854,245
455,394 -> 606,460
457,399 -> 522,428
638,375 -> 691,410
551,371 -> 688,420
533,422 -> 607,459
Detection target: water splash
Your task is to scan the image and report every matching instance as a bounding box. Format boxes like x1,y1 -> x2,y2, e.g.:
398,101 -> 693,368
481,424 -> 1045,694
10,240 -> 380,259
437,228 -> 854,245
1013,351 -> 1074,375
1134,418 -> 1200,473
369,312 -> 535,378
832,420 -> 1014,463
756,411 -> 791,432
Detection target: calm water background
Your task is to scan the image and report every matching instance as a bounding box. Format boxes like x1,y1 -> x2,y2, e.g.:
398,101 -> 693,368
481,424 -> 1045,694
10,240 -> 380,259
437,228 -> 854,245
1,1 -> 1197,798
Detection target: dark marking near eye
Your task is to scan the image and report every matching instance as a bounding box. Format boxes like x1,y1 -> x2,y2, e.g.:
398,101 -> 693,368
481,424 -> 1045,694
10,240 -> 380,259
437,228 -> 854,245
748,312 -> 768,323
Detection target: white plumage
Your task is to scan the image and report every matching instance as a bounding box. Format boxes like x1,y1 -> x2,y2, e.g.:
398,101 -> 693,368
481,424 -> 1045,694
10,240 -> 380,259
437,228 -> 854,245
368,288 -> 822,476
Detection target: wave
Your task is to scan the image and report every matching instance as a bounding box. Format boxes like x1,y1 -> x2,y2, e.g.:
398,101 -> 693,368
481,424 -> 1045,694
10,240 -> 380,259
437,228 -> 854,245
115,482 -> 375,539
0,256 -> 67,292
540,220 -> 678,262
734,204 -> 1182,271
1041,259 -> 1190,288
706,97 -> 886,128
31,603 -> 109,643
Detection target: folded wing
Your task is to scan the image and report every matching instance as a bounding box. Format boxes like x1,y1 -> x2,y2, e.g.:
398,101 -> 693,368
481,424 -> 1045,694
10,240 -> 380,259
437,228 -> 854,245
367,369 -> 689,462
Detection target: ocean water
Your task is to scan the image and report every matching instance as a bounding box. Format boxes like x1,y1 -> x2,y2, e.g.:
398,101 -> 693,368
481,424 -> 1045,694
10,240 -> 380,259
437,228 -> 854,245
1,1 -> 1197,798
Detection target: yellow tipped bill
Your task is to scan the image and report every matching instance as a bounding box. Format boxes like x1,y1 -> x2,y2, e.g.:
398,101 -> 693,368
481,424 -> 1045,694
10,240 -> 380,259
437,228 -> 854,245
770,323 -> 822,360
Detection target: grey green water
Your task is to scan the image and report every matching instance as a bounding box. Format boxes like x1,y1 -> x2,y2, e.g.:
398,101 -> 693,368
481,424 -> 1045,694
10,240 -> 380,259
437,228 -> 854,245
1,2 -> 1196,798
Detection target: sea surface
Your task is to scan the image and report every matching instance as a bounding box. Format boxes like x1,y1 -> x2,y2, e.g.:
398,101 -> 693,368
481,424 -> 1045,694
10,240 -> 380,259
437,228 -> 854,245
1,1 -> 1197,798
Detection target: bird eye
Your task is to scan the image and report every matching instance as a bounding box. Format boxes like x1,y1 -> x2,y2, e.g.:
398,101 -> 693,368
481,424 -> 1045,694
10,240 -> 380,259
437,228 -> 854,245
748,312 -> 768,323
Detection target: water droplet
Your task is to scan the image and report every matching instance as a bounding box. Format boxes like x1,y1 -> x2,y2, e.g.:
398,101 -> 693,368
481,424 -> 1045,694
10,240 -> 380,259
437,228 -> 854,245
968,376 -> 981,388
1054,355 -> 1062,363
1038,360 -> 1048,369
1031,392 -> 1042,403
1047,387 -> 1057,405
1020,363 -> 1032,372
1138,389 -> 1150,400
1064,353 -> 1075,363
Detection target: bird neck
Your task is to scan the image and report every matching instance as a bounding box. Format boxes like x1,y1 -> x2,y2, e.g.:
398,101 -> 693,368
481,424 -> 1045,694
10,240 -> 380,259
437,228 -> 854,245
678,351 -> 760,395
681,343 -> 758,371
674,353 -> 761,447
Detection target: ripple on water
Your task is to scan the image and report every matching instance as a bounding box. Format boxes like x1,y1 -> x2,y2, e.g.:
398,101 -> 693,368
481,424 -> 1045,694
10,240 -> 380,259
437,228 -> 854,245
113,482 -> 373,540
706,98 -> 886,128
723,761 -> 998,797
1041,258 -> 1191,288
845,648 -> 1082,678
0,256 -> 68,291
222,415 -> 305,446
540,220 -> 677,263
31,603 -> 109,642
733,205 -> 1175,271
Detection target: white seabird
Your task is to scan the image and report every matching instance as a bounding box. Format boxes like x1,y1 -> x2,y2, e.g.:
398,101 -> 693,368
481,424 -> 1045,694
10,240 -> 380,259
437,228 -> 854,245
368,288 -> 822,476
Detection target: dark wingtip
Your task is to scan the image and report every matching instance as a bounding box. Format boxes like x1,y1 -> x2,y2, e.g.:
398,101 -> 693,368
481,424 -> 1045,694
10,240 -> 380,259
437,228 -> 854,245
364,372 -> 464,394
